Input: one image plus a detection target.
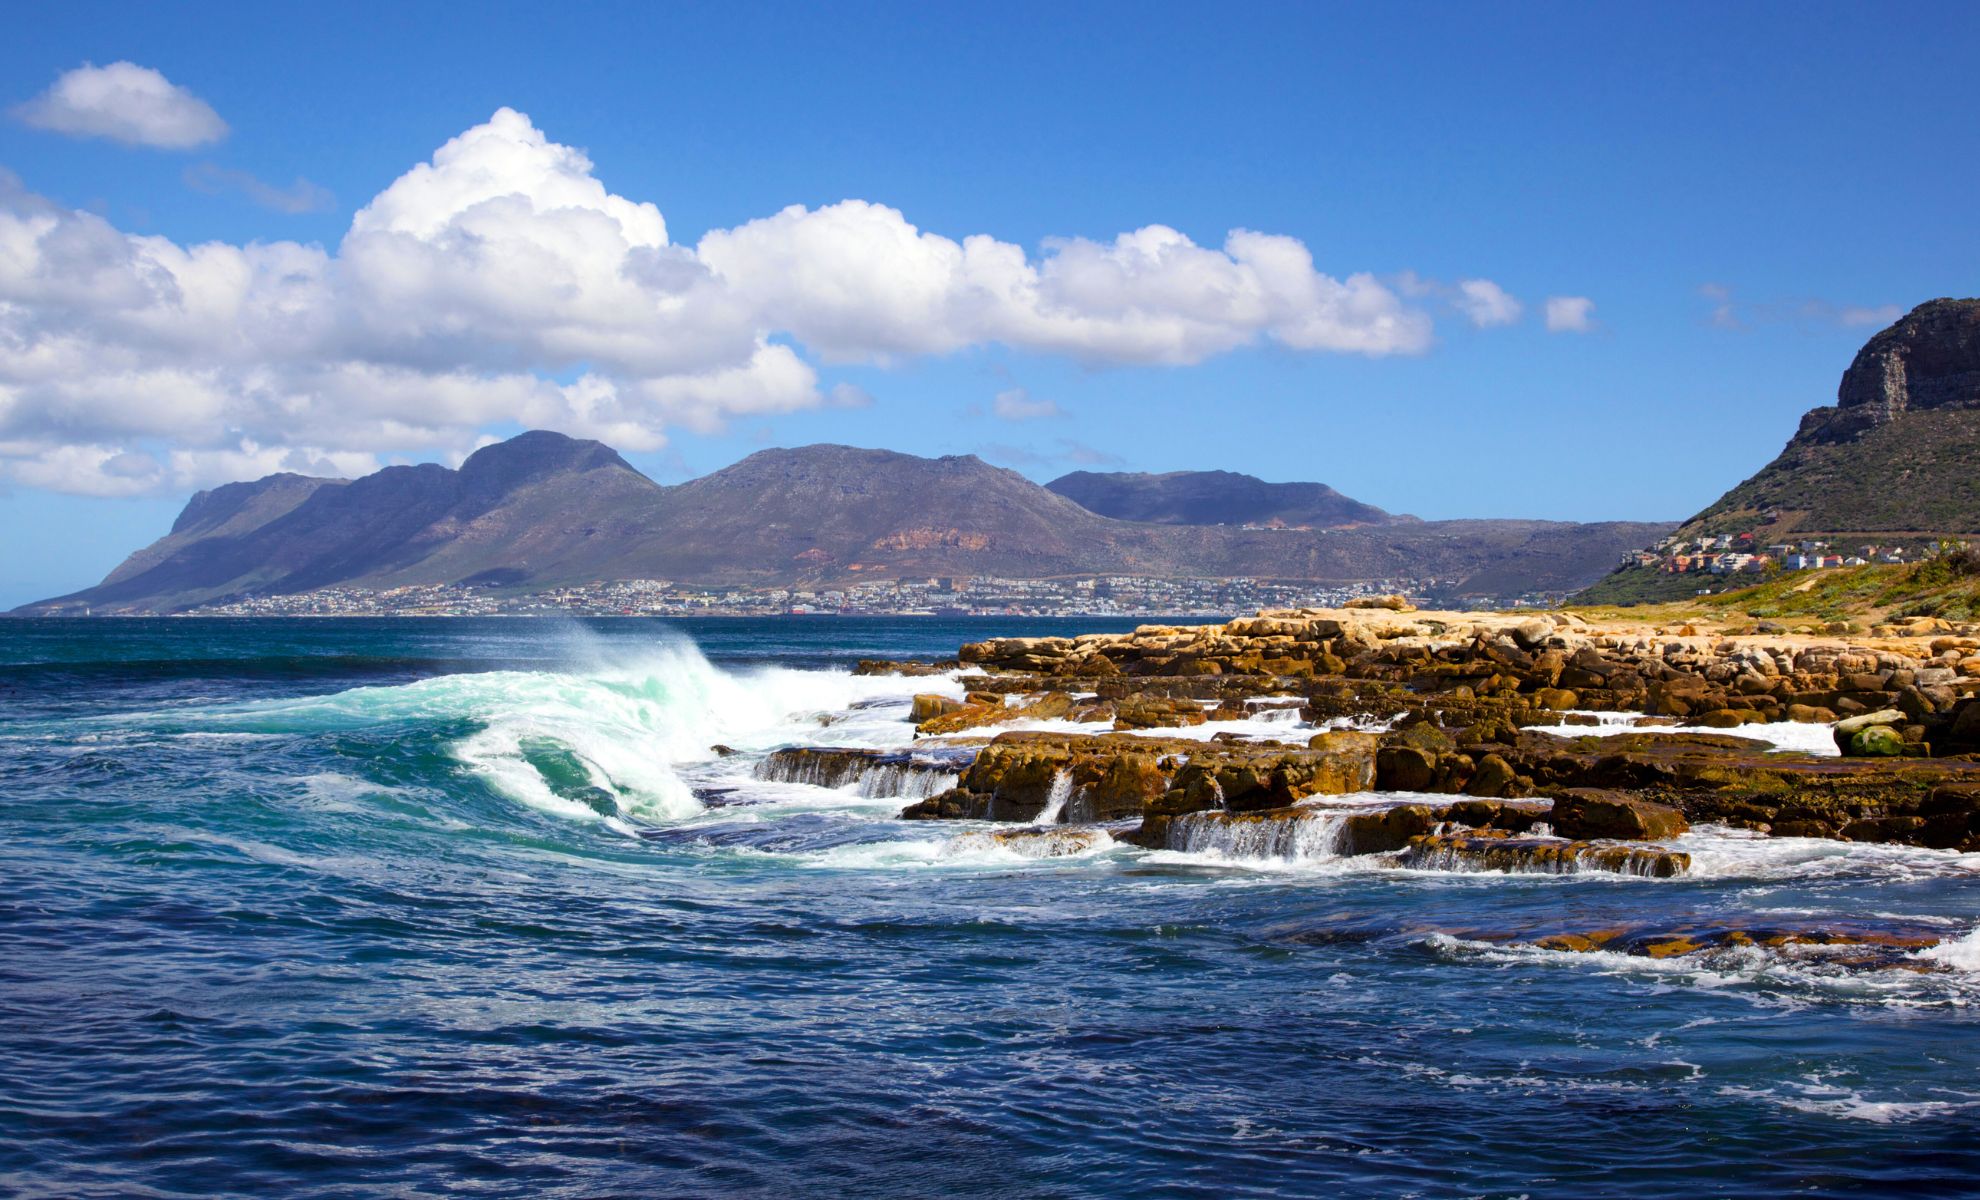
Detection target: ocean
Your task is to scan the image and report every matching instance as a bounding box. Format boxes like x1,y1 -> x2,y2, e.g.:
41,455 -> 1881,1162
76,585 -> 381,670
4,616 -> 1980,1198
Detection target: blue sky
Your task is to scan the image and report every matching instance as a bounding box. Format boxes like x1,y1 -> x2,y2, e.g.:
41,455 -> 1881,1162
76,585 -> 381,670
1,2 -> 1975,605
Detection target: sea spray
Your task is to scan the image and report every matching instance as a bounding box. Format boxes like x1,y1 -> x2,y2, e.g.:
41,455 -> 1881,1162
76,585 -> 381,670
153,629 -> 958,829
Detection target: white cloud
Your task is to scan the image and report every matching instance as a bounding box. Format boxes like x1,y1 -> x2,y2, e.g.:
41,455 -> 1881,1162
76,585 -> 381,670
0,107 -> 1515,497
698,206 -> 1433,364
1544,295 -> 1597,333
184,163 -> 334,214
991,387 -> 1062,420
11,62 -> 228,148
1453,279 -> 1522,328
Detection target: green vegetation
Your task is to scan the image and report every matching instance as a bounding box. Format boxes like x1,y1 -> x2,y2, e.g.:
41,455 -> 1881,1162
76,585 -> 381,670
1681,409 -> 1980,540
1571,549 -> 1980,627
1571,566 -> 1732,607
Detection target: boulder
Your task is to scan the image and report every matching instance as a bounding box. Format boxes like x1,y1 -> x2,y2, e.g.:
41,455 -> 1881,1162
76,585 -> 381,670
1846,724 -> 1907,757
911,694 -> 964,723
1466,752 -> 1518,798
1337,804 -> 1438,854
1548,788 -> 1689,840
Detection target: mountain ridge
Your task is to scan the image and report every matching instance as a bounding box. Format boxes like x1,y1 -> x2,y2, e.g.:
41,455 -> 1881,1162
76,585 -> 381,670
23,435 -> 1671,614
1045,468 -> 1409,529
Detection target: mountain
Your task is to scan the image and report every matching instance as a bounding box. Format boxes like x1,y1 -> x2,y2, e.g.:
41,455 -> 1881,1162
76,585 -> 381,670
20,435 -> 1670,614
1045,469 -> 1408,529
1680,297 -> 1980,538
56,431 -> 666,613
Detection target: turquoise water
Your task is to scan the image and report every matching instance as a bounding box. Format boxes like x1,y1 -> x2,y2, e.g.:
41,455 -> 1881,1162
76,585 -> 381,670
4,617 -> 1980,1197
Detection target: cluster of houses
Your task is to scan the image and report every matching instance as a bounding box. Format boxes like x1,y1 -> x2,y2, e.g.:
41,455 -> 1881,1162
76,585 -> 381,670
1625,533 -> 1913,577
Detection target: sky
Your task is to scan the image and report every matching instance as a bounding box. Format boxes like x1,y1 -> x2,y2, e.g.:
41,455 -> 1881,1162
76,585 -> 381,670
1,2 -> 1976,606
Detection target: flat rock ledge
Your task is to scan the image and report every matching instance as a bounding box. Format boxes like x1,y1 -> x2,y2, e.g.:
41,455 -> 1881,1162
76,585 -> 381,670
859,607 -> 1980,853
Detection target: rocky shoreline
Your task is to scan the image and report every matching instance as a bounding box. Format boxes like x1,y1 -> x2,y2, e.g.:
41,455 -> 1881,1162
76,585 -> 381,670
805,603 -> 1980,879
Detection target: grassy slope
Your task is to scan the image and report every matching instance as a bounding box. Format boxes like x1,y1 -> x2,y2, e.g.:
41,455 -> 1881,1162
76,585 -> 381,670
1569,558 -> 1980,629
1682,409 -> 1980,539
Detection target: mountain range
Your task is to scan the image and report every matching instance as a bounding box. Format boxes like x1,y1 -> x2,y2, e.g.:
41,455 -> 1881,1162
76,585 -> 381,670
22,436 -> 1669,614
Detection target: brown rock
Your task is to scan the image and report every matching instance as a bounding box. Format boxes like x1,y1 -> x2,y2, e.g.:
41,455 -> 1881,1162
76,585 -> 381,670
911,694 -> 963,723
1549,788 -> 1689,840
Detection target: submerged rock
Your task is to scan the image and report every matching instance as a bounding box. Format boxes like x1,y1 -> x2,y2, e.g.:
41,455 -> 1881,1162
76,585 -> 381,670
1519,920 -> 1946,968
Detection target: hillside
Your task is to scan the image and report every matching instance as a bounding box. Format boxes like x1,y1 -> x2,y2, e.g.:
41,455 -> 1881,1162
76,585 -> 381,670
20,435 -> 1671,614
1572,553 -> 1980,632
1682,297 -> 1980,539
1575,298 -> 1980,605
1045,469 -> 1406,529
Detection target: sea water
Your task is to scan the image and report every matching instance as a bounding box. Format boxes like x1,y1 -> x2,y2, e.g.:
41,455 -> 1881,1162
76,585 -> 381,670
3,616 -> 1980,1197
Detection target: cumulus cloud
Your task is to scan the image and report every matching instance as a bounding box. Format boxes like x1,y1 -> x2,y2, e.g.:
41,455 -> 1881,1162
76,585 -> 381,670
1544,296 -> 1597,333
700,205 -> 1432,364
11,62 -> 227,148
990,387 -> 1062,420
184,163 -> 334,213
0,107 -> 1511,497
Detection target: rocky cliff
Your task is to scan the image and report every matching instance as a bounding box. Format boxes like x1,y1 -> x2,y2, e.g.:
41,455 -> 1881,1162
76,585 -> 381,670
1683,297 -> 1980,536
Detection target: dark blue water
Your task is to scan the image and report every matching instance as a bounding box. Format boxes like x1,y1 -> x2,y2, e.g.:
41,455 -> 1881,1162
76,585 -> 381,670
4,617 -> 1980,1198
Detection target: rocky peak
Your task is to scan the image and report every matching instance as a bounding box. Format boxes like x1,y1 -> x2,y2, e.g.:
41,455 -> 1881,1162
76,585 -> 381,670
457,430 -> 636,495
1805,297 -> 1980,444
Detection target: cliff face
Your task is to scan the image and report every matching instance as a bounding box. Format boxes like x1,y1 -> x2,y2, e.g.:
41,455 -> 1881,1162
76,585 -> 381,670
1800,299 -> 1980,445
1681,297 -> 1980,537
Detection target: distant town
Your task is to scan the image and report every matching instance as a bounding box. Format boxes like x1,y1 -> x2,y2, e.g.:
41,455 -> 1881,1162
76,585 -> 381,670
147,573 -> 1529,618
1623,533 -> 1923,579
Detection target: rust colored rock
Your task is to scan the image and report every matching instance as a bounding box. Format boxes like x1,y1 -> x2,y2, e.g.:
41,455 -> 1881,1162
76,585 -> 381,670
911,694 -> 964,723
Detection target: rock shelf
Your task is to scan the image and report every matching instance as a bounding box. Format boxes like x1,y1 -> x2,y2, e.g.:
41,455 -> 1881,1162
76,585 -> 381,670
856,607 -> 1980,857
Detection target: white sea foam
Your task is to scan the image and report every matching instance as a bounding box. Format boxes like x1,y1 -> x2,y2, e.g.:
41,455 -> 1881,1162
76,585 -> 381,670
1423,929 -> 1980,1010
790,826 -> 1119,870
1917,926 -> 1980,972
1678,825 -> 1980,883
1523,711 -> 1840,756
1720,1081 -> 1979,1124
174,628 -> 960,830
